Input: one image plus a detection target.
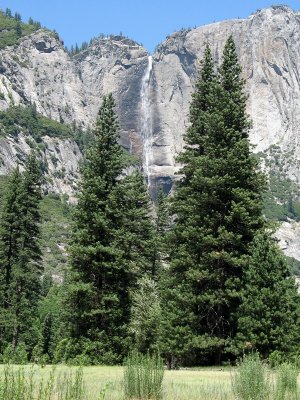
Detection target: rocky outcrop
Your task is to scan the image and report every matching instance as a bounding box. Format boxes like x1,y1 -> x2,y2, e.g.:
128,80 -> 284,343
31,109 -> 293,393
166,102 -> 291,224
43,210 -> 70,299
0,32 -> 149,195
0,133 -> 82,199
0,31 -> 87,127
277,221 -> 300,260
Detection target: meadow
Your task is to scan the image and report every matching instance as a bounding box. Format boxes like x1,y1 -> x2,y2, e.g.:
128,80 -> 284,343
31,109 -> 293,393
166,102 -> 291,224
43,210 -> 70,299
0,364 -> 233,400
0,355 -> 299,400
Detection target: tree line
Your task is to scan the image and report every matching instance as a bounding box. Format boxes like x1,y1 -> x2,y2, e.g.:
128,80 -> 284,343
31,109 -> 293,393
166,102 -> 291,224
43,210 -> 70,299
0,36 -> 299,367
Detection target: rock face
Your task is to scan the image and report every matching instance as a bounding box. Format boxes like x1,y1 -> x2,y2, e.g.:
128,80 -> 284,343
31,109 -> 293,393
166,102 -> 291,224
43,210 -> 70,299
277,221 -> 300,260
0,133 -> 82,199
150,6 -> 300,188
0,31 -> 149,195
2,7 -> 300,188
0,6 -> 300,249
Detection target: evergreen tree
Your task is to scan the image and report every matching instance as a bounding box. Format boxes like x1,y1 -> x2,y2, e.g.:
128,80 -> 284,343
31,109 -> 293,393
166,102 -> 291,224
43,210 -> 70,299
162,38 -> 265,365
129,276 -> 161,353
67,95 -> 156,363
15,22 -> 22,39
14,12 -> 21,21
236,232 -> 300,359
107,170 -> 157,278
0,153 -> 42,357
5,8 -> 12,18
155,188 -> 169,264
67,94 -> 124,363
33,277 -> 65,363
0,168 -> 23,354
11,153 -> 42,353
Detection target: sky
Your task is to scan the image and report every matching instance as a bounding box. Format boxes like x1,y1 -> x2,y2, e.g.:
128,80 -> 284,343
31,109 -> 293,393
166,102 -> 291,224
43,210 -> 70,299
0,1 -> 300,53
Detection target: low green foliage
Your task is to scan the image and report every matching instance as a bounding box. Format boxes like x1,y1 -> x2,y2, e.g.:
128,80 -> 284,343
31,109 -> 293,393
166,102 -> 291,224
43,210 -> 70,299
275,363 -> 298,400
262,158 -> 300,222
124,351 -> 164,399
39,193 -> 72,277
0,364 -> 85,400
232,354 -> 272,400
286,256 -> 300,275
0,106 -> 73,140
0,105 -> 93,155
0,11 -> 39,50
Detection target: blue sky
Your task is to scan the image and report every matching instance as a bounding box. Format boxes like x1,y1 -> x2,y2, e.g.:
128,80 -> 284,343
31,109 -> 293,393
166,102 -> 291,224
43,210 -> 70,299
1,1 -> 300,52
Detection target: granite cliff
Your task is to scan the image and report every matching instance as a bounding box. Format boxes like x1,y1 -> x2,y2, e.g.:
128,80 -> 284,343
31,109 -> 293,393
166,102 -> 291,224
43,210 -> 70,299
0,6 -> 300,256
1,6 -> 300,190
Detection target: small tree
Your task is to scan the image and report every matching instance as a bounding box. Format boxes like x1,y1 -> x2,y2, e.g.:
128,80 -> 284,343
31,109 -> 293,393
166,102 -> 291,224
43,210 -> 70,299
129,277 -> 161,353
15,22 -> 22,39
14,12 -> 21,21
236,232 -> 300,358
107,170 -> 157,278
5,8 -> 12,18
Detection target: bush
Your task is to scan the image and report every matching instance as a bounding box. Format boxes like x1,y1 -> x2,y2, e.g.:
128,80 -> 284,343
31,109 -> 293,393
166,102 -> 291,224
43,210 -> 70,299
269,350 -> 284,368
124,351 -> 164,399
1,343 -> 28,364
232,353 -> 271,400
275,363 -> 298,400
0,364 -> 86,400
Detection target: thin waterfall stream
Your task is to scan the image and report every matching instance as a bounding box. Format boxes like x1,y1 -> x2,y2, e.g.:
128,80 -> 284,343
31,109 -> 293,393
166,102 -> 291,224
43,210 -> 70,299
140,55 -> 153,189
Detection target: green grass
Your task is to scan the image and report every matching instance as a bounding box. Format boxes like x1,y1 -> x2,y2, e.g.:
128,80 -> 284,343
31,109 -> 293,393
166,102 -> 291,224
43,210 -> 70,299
0,364 -> 86,400
0,365 -> 234,400
0,363 -> 299,400
275,363 -> 298,400
124,352 -> 164,399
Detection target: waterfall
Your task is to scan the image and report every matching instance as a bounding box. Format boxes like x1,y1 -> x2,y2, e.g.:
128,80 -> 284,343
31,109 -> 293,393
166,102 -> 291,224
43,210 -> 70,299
140,56 -> 153,188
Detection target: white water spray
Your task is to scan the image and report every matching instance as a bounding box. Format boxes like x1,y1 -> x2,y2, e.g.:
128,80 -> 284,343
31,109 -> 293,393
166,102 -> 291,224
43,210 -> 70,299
140,56 -> 153,188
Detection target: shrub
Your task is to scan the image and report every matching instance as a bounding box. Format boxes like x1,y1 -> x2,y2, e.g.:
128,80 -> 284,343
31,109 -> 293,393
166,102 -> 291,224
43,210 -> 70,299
275,362 -> 298,400
124,351 -> 164,399
232,353 -> 271,400
1,343 -> 28,364
269,350 -> 284,368
0,364 -> 85,400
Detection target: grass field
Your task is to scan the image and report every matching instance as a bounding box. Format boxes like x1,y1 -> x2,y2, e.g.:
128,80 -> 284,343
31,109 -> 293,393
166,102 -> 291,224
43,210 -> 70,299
0,363 -> 299,399
0,364 -> 237,399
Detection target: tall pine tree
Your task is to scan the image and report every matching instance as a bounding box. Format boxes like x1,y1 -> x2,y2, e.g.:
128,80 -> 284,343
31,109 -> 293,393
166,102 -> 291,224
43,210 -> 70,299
162,38 -> 265,365
0,152 -> 42,358
0,167 -> 23,355
67,95 -> 156,364
107,170 -> 157,278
